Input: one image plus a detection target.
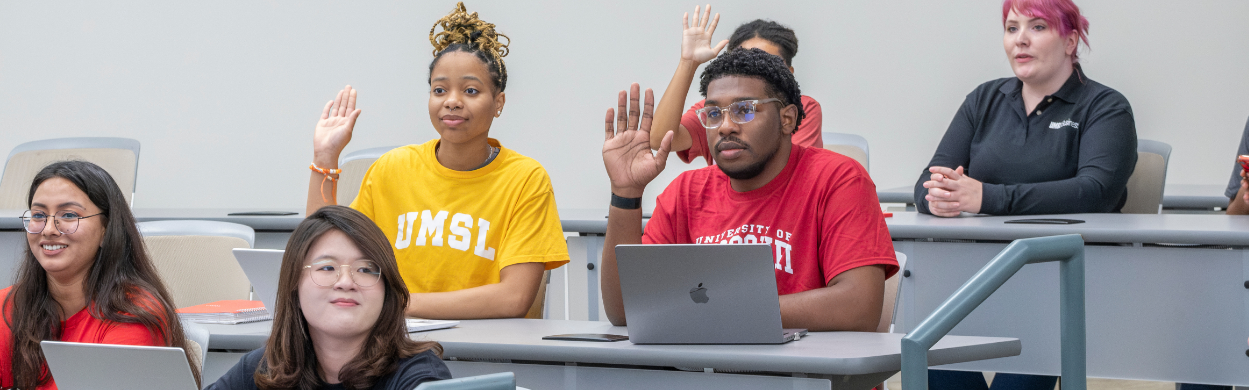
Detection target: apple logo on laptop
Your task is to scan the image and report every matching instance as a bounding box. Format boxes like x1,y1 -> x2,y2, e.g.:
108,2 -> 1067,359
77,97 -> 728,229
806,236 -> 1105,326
689,283 -> 709,303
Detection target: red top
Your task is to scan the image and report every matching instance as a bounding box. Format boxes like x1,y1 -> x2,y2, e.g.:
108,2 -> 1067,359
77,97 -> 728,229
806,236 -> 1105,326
643,145 -> 898,295
678,95 -> 824,165
0,286 -> 167,390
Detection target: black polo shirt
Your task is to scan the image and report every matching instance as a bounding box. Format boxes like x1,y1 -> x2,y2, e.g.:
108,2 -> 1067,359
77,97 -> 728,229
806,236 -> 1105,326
914,65 -> 1138,215
1223,116 -> 1249,200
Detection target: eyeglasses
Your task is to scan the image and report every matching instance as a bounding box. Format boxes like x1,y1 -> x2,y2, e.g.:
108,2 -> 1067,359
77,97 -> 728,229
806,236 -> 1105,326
303,259 -> 383,287
20,210 -> 104,235
694,98 -> 783,129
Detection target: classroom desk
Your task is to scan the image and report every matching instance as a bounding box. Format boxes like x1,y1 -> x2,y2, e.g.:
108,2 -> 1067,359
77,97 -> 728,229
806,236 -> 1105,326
876,185 -> 915,205
879,184 -> 1235,212
0,208 -> 626,323
200,319 -> 1021,390
887,211 -> 1249,386
1164,183 -> 1231,210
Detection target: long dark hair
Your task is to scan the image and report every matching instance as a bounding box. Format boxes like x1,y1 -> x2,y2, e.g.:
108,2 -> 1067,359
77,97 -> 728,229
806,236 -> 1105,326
256,206 -> 441,389
2,160 -> 198,388
727,19 -> 799,66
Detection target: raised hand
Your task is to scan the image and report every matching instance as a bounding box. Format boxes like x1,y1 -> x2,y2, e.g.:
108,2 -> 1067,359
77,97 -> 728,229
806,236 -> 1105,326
603,83 -> 673,198
312,85 -> 362,165
923,166 -> 984,217
681,4 -> 729,64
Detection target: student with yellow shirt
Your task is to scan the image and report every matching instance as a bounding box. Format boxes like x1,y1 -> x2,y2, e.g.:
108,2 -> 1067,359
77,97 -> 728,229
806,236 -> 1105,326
303,2 -> 568,320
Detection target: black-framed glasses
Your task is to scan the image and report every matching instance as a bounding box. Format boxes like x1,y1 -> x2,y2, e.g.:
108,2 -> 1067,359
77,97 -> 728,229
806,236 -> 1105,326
303,259 -> 383,287
694,98 -> 783,129
20,210 -> 104,235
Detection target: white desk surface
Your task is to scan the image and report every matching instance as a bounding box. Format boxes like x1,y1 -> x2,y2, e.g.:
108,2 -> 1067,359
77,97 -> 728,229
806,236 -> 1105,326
885,211 -> 1249,246
202,319 -> 1019,376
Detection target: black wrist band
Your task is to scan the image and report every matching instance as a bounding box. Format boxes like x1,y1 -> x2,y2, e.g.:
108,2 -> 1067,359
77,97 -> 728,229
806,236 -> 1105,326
611,193 -> 642,210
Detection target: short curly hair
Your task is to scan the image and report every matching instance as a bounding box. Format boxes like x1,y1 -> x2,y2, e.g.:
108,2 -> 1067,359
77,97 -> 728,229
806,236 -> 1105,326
698,48 -> 804,128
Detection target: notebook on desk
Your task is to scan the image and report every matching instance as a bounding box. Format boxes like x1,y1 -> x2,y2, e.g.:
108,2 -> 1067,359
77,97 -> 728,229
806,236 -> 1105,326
42,341 -> 198,390
615,244 -> 806,344
233,248 -> 284,313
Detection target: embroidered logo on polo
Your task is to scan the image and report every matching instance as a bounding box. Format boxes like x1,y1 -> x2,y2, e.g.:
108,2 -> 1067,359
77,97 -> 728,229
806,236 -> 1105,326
1049,120 -> 1079,130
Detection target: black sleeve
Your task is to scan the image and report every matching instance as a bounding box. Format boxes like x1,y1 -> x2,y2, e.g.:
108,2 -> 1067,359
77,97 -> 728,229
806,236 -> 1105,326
204,348 -> 263,390
385,350 -> 454,390
977,92 -> 1137,215
1225,116 -> 1249,199
915,91 -> 978,215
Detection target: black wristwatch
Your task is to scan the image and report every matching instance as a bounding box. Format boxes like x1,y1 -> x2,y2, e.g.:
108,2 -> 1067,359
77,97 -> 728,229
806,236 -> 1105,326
610,193 -> 642,210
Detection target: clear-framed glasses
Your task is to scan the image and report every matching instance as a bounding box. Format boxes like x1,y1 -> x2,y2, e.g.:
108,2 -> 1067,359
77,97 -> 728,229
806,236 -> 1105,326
20,210 -> 104,235
694,98 -> 783,129
303,259 -> 383,287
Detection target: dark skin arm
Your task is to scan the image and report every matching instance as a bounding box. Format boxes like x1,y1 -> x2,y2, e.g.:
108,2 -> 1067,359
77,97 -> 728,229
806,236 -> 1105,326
779,265 -> 886,332
601,84 -> 674,326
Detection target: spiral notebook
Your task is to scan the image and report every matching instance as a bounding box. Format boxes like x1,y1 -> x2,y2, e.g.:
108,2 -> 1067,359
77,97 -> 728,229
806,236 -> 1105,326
177,299 -> 272,324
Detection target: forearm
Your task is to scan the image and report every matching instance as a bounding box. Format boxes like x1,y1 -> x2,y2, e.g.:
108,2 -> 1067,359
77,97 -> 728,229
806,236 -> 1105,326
981,173 -> 1128,215
601,205 -> 645,326
406,283 -> 536,319
406,262 -> 544,319
652,59 -> 699,152
306,154 -> 339,216
1229,186 -> 1249,215
778,266 -> 885,332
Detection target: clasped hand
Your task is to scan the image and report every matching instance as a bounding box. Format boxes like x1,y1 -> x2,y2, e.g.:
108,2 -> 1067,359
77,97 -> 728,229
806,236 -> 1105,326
922,166 -> 983,217
602,84 -> 673,198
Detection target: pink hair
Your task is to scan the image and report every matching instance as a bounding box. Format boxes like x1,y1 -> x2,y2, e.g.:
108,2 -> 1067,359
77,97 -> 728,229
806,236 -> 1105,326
1002,0 -> 1090,60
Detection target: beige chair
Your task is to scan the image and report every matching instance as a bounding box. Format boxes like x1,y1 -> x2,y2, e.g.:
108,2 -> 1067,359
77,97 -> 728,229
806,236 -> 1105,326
822,132 -> 870,172
336,146 -> 401,206
138,220 -> 254,309
0,137 -> 140,209
523,270 -> 552,319
181,320 -> 209,377
877,251 -> 908,333
1121,139 -> 1172,214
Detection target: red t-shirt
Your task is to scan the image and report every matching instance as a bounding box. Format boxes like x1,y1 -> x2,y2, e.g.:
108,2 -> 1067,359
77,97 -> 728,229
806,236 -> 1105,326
679,95 -> 824,165
0,286 -> 167,390
643,145 -> 898,295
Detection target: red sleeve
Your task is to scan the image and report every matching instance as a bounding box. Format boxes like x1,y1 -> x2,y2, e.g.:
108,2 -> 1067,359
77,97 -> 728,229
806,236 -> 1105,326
817,162 -> 898,283
677,100 -> 712,165
792,96 -> 824,149
98,321 -> 164,346
641,178 -> 685,245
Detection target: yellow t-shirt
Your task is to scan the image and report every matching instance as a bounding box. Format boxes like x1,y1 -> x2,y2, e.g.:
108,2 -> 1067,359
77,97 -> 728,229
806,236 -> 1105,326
350,138 -> 569,293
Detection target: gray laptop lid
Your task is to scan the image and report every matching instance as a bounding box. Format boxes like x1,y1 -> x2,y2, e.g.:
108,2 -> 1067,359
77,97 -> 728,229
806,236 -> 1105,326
233,248 -> 284,312
41,341 -> 197,390
617,244 -> 792,344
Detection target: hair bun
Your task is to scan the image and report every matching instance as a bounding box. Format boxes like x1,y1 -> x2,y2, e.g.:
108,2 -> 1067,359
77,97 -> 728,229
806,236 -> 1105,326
429,2 -> 510,59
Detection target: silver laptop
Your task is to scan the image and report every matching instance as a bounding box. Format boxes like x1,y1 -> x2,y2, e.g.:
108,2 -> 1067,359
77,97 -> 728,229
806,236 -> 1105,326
41,341 -> 198,390
233,248 -> 284,313
616,244 -> 807,344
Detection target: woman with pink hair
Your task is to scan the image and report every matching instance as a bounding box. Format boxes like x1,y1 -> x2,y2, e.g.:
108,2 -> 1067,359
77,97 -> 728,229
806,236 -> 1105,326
921,0 -> 1138,388
913,0 -> 1137,220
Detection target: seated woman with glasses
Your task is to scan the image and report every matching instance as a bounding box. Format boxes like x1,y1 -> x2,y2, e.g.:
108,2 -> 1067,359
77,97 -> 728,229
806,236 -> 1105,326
0,161 -> 198,389
208,206 -> 451,389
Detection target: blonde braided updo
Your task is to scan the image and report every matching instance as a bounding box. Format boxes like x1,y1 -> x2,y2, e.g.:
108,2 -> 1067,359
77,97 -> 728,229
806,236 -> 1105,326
428,2 -> 510,92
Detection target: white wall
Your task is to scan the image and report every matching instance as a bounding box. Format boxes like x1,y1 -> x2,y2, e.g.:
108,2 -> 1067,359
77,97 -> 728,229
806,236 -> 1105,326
1,1 -> 1246,210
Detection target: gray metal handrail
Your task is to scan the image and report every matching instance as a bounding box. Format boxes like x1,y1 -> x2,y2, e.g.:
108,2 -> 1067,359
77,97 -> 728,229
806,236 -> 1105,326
901,234 -> 1086,390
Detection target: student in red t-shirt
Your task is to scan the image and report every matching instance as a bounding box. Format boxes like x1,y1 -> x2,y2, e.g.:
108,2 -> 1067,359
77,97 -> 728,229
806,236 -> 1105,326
600,48 -> 897,332
0,161 -> 197,390
650,6 -> 824,166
